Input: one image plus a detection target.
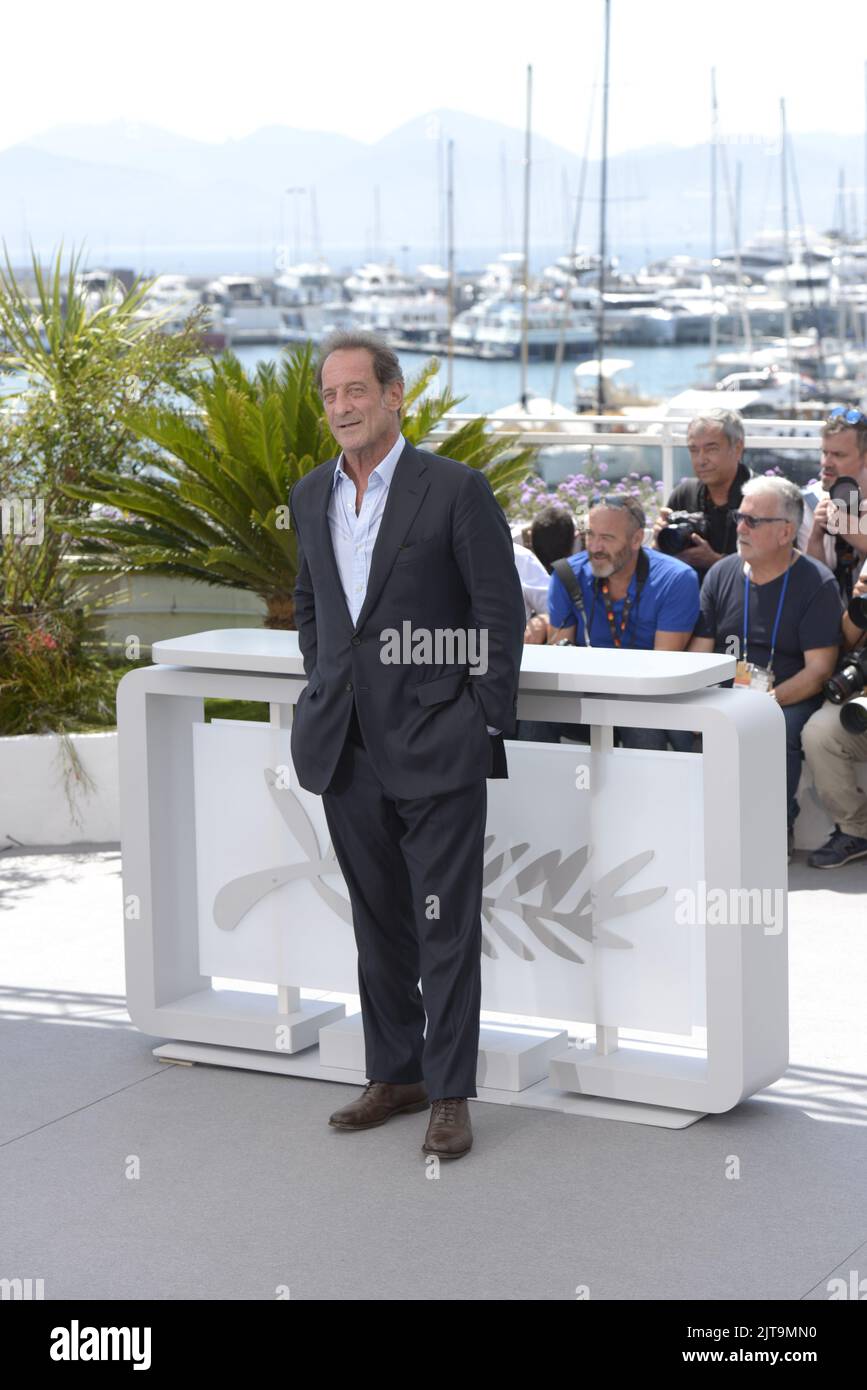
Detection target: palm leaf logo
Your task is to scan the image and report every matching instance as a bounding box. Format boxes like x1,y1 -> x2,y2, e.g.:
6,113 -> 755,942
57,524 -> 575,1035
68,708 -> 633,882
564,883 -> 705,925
211,772 -> 667,963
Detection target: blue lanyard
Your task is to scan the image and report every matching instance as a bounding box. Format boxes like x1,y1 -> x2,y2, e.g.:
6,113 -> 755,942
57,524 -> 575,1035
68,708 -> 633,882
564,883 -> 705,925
742,563 -> 791,673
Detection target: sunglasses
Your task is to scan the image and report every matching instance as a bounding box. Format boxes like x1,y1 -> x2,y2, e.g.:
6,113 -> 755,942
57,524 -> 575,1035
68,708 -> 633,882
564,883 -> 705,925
828,407 -> 867,426
730,510 -> 790,528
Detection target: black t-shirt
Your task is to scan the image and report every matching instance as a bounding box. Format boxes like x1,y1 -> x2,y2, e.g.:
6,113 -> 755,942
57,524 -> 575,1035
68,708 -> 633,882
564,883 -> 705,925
667,460 -> 753,558
695,552 -> 843,684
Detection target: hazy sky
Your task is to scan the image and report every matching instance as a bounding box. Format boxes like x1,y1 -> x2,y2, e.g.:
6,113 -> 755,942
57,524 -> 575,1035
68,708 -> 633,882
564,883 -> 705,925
3,0 -> 866,155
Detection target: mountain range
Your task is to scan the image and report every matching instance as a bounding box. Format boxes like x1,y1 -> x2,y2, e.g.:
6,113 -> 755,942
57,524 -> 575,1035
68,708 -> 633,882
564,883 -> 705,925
1,111 -> 863,273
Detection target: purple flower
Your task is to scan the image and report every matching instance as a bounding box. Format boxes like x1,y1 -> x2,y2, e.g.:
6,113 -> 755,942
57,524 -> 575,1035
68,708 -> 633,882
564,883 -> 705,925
641,475 -> 653,484
597,461 -> 607,473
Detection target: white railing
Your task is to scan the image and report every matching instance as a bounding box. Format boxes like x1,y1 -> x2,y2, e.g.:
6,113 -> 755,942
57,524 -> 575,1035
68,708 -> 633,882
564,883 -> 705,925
429,411 -> 827,497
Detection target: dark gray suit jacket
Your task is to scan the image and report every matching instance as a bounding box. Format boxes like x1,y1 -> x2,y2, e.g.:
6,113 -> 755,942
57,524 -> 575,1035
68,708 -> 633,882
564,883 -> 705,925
289,439 -> 526,798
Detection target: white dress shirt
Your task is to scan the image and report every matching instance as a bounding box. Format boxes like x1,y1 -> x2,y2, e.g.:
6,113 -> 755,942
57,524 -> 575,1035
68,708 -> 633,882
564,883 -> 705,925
797,479 -> 835,569
513,541 -> 550,620
327,431 -> 501,735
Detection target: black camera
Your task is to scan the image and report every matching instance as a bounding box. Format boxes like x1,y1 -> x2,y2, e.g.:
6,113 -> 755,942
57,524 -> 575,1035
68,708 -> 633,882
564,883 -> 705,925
826,592 -> 867,702
656,511 -> 709,556
828,592 -> 867,733
828,594 -> 867,732
847,593 -> 867,631
826,474 -> 862,523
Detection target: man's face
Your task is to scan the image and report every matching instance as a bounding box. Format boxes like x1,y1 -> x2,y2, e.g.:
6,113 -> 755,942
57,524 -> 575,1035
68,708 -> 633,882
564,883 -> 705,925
735,492 -> 794,563
819,428 -> 867,490
586,506 -> 640,579
686,423 -> 743,491
320,348 -> 403,456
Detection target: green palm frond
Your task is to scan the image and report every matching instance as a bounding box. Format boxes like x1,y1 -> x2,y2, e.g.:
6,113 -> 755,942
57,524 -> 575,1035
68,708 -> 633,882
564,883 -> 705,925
57,347 -> 537,626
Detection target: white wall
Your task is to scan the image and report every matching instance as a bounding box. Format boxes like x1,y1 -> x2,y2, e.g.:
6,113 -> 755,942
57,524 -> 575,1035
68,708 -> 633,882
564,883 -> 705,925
0,732 -> 119,847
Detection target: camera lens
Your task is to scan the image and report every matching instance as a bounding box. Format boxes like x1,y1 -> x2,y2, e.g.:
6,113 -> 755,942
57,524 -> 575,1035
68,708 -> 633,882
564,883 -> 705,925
824,665 -> 865,704
840,696 -> 867,735
657,523 -> 691,556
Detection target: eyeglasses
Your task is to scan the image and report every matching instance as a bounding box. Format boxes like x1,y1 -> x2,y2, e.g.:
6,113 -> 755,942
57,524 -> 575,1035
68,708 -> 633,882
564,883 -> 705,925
828,407 -> 867,426
730,511 -> 789,528
587,494 -> 646,522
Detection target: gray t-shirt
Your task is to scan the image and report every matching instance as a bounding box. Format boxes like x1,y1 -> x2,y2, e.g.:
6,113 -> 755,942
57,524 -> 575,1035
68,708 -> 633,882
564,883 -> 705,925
695,552 -> 842,683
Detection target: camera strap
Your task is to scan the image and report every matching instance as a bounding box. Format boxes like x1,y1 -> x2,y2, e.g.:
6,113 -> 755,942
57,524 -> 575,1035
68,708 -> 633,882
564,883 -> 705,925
834,537 -> 857,601
552,557 -> 593,646
553,549 -> 649,649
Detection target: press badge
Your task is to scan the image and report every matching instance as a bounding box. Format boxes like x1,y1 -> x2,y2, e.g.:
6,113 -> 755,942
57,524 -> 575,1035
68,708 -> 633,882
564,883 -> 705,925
734,660 -> 775,692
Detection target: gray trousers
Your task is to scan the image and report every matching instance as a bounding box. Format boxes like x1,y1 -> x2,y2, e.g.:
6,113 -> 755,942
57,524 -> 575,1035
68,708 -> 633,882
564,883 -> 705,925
802,700 -> 867,839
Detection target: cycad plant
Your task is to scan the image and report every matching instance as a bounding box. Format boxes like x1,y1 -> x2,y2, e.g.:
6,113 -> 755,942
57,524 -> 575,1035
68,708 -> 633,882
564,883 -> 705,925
0,243 -> 207,738
0,242 -> 206,618
60,343 -> 536,628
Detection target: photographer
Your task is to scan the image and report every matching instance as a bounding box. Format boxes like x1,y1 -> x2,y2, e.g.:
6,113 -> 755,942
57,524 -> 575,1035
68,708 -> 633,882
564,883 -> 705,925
652,408 -> 752,580
546,494 -> 700,750
801,557 -> 867,868
799,406 -> 867,602
688,477 -> 842,855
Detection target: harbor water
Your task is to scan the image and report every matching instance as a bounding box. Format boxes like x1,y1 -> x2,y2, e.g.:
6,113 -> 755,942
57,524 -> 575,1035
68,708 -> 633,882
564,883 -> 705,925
231,342 -> 713,413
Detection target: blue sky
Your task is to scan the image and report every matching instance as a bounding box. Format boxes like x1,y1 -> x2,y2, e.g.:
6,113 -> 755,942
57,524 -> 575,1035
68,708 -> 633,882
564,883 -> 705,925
4,0 -> 866,155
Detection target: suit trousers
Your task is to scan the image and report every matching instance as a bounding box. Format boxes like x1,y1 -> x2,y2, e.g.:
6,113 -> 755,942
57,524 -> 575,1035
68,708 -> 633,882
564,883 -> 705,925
320,700 -> 487,1100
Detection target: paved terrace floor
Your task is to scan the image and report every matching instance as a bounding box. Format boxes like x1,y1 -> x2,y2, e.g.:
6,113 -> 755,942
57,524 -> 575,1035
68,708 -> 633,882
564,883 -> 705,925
1,843 -> 865,1302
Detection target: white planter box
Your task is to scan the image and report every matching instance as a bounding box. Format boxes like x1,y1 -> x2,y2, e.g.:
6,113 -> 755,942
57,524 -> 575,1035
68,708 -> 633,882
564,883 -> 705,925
0,730 -> 119,847
88,573 -> 267,653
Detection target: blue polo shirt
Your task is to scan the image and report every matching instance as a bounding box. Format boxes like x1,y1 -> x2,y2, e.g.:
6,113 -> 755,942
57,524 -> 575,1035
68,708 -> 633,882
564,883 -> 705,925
547,547 -> 700,648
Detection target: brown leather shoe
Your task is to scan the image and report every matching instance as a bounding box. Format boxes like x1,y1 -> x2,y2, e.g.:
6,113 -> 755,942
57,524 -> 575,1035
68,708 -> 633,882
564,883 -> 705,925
421,1097 -> 473,1158
329,1080 -> 429,1130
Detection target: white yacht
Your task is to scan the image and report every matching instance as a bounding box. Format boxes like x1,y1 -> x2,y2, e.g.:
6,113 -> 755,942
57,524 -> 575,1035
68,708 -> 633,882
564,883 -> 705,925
273,260 -> 333,307
74,269 -> 126,314
601,292 -> 677,345
452,295 -> 595,359
201,275 -> 290,345
333,292 -> 450,342
342,261 -> 418,297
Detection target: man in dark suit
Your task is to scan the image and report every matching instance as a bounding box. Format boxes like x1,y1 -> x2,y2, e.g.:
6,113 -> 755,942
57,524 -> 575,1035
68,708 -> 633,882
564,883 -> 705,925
289,330 -> 525,1159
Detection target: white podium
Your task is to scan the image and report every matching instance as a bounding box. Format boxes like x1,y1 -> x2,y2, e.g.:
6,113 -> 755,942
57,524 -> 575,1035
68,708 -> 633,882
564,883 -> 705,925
117,632 -> 788,1128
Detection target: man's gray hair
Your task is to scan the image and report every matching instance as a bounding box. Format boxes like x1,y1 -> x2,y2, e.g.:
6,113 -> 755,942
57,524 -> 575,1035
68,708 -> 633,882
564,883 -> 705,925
687,408 -> 745,449
588,494 -> 646,533
741,475 -> 804,531
315,330 -> 405,393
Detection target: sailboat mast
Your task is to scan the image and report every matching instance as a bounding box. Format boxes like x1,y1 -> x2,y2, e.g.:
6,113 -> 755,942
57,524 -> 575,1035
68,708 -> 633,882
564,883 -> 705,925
780,98 -> 795,404
710,67 -> 719,366
520,64 -> 533,408
596,0 -> 611,416
446,138 -> 455,394
310,186 -> 322,262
